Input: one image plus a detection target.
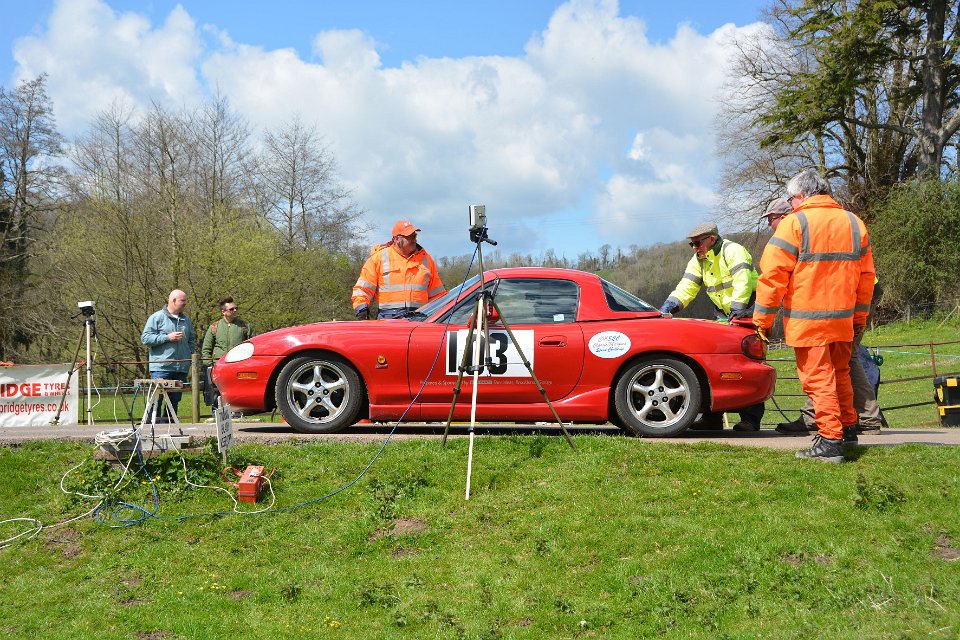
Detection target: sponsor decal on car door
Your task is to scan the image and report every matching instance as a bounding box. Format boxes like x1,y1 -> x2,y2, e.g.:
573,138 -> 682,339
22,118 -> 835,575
445,329 -> 534,377
408,325 -> 584,403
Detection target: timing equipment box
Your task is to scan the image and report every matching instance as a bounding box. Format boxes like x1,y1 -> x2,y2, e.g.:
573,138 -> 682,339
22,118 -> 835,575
934,375 -> 960,406
237,465 -> 266,503
934,376 -> 960,427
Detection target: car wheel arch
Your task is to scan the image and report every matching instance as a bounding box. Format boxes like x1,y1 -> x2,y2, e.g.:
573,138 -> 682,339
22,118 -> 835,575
607,351 -> 712,429
266,349 -> 370,417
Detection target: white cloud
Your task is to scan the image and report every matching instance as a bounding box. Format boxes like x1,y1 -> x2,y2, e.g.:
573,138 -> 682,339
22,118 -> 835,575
13,0 -> 203,134
10,0 -> 765,257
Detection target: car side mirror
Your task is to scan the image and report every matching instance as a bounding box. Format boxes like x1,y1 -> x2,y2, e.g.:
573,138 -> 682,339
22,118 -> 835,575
486,305 -> 502,324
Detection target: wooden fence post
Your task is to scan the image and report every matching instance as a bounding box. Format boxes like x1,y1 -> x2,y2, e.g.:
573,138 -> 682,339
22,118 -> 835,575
191,353 -> 200,424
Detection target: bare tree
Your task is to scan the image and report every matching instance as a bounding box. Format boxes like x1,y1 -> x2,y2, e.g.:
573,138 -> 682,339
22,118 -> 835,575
189,92 -> 251,227
0,74 -> 65,359
256,115 -> 366,251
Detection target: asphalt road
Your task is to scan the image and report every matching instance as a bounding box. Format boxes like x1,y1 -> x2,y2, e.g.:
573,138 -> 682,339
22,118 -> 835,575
3,420 -> 960,450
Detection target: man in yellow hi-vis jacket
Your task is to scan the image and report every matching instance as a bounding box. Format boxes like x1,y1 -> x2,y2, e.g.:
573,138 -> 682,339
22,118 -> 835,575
660,222 -> 763,431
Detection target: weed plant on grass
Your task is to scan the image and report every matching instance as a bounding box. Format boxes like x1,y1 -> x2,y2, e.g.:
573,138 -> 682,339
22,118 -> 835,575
2,436 -> 960,639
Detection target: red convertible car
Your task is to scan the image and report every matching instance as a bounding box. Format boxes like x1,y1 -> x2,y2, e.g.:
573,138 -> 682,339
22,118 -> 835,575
213,268 -> 775,437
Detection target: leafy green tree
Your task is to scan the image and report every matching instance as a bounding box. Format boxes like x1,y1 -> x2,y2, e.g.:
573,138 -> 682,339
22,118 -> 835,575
36,98 -> 364,373
719,0 -> 960,218
870,178 -> 960,310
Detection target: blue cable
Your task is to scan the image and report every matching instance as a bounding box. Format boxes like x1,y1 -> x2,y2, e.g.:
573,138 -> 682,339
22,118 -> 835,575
97,239 -> 485,526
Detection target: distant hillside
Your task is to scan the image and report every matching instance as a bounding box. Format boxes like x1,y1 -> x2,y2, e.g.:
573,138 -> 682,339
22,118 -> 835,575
436,230 -> 771,321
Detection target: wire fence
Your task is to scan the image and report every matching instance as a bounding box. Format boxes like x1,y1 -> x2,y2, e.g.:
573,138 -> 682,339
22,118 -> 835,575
764,339 -> 960,428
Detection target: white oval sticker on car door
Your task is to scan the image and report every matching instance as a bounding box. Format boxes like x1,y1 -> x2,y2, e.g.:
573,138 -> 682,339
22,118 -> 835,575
588,331 -> 631,358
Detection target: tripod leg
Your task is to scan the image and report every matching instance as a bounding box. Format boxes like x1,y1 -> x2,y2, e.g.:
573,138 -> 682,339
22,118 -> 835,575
51,324 -> 86,425
465,292 -> 487,500
140,383 -> 158,428
91,322 -> 133,424
441,296 -> 483,447
490,298 -> 578,452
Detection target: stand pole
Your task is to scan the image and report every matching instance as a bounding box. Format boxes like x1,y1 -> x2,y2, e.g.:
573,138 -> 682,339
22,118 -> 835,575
85,319 -> 94,426
465,293 -> 487,500
51,321 -> 86,425
442,216 -> 578,500
441,298 -> 482,447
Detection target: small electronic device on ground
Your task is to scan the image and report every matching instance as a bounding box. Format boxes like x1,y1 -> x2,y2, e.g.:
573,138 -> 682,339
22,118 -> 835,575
222,465 -> 273,503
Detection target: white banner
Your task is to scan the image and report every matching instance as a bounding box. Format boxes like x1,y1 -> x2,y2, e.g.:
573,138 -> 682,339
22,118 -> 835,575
0,365 -> 77,427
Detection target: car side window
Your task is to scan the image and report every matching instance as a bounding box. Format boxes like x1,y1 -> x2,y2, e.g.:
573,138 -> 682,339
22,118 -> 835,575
493,278 -> 578,324
447,294 -> 482,325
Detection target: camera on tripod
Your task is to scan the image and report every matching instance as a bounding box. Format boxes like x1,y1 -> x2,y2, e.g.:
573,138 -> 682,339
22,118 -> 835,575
469,205 -> 495,245
77,300 -> 96,317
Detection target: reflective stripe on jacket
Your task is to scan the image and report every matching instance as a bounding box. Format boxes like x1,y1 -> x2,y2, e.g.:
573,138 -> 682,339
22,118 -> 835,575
665,237 -> 758,317
351,242 -> 446,313
753,194 -> 875,347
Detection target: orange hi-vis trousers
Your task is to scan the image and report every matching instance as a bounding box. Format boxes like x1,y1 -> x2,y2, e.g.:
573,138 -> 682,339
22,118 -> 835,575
794,341 -> 857,441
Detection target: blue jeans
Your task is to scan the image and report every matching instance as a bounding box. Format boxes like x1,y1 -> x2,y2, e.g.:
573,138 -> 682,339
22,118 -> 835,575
150,371 -> 187,421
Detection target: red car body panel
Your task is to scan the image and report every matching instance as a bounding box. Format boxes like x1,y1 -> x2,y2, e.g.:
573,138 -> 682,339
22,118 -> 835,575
213,268 -> 776,426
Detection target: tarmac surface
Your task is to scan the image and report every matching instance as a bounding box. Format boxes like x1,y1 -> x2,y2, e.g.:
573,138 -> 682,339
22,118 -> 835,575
3,419 -> 960,450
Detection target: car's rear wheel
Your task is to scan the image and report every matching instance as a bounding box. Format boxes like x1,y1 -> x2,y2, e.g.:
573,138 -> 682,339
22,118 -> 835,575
275,354 -> 364,433
613,356 -> 701,437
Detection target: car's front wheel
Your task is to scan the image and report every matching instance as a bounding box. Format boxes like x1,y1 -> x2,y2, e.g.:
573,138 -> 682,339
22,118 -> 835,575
613,356 -> 701,437
275,354 -> 364,433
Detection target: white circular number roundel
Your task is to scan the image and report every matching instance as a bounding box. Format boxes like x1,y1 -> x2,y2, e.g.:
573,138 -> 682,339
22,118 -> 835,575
588,331 -> 631,359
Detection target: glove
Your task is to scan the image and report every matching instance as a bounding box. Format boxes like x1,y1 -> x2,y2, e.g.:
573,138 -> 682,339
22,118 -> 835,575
755,325 -> 770,343
659,301 -> 678,315
355,307 -> 369,321
853,322 -> 866,337
728,307 -> 752,320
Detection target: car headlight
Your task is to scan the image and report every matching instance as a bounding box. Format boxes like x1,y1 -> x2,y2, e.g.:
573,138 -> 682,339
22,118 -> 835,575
224,342 -> 255,363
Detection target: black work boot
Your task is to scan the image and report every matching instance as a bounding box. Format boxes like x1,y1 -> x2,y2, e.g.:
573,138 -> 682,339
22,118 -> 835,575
842,425 -> 859,445
795,435 -> 845,463
776,418 -> 811,436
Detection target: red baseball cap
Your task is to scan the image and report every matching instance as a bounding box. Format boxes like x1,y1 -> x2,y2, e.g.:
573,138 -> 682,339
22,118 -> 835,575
392,220 -> 421,237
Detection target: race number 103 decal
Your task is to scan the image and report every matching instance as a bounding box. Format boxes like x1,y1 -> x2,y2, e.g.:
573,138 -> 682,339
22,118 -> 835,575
446,330 -> 534,377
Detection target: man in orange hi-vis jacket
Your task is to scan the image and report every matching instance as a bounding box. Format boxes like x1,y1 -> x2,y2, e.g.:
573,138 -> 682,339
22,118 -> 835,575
352,219 -> 446,320
753,169 -> 875,462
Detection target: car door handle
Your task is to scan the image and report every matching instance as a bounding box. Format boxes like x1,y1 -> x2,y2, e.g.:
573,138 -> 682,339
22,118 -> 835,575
539,336 -> 566,347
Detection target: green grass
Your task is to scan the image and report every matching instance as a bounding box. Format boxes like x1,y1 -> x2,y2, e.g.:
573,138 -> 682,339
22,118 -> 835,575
765,317 -> 960,428
2,436 -> 960,638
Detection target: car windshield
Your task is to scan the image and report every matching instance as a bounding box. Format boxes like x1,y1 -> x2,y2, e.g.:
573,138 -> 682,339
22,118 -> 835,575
408,275 -> 482,321
601,277 -> 656,312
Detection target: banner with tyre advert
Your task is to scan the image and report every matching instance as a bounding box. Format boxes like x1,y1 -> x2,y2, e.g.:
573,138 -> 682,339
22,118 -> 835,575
0,365 -> 77,427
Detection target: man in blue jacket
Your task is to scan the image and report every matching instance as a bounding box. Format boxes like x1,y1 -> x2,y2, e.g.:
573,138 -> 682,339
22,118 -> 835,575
141,289 -> 196,420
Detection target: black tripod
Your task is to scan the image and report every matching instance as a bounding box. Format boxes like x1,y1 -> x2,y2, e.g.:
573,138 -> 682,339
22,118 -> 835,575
440,218 -> 577,499
51,306 -> 130,426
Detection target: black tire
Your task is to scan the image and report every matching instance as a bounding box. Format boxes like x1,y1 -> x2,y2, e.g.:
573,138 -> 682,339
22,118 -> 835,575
274,354 -> 364,433
613,356 -> 702,437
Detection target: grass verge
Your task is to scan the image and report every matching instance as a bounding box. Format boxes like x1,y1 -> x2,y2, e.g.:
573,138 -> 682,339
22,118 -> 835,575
2,436 -> 959,639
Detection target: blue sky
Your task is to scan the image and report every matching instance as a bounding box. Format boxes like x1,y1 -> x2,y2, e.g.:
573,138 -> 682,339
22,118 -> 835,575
1,0 -> 770,259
